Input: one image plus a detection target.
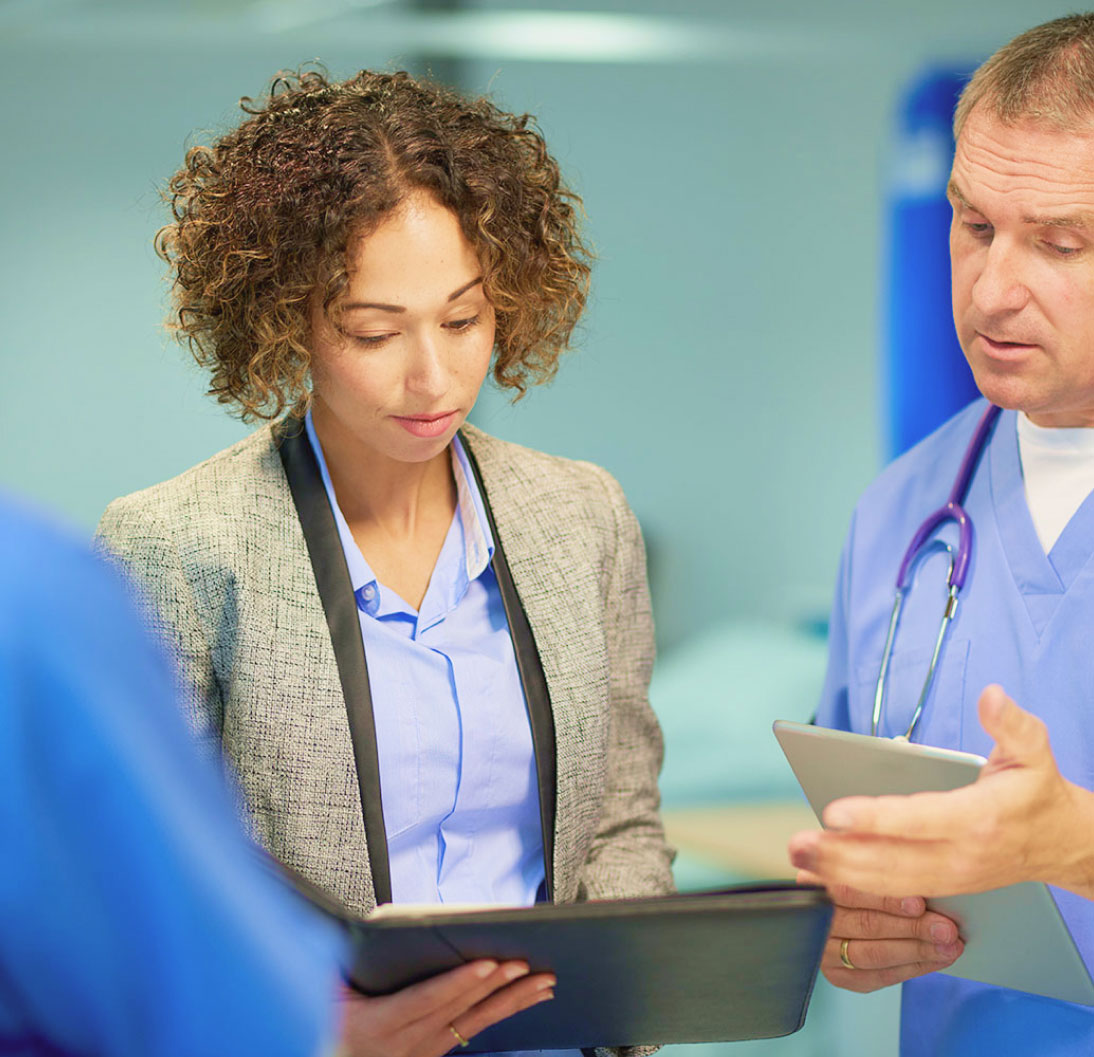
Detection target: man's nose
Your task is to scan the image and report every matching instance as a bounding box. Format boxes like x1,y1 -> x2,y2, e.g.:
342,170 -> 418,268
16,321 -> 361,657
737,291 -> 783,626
970,239 -> 1031,316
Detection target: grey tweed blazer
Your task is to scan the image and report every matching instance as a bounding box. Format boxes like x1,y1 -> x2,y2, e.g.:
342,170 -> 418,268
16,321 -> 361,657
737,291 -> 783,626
97,422 -> 675,918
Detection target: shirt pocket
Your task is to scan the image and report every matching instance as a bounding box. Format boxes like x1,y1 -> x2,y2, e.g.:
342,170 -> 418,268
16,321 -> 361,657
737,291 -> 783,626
853,638 -> 970,749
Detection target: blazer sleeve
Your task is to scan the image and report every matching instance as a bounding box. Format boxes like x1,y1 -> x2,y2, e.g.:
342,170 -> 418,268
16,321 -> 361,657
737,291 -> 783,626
96,496 -> 225,744
575,465 -> 676,903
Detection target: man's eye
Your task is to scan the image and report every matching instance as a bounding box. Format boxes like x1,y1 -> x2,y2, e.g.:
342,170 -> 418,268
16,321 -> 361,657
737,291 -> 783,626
1045,241 -> 1082,257
964,221 -> 993,238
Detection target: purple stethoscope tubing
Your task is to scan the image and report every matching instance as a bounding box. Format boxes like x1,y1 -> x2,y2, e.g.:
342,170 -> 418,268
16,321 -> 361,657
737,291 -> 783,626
871,403 -> 1003,738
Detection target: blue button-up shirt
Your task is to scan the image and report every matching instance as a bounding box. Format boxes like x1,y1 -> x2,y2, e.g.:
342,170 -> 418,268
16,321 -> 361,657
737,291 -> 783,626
305,413 -> 546,907
306,417 -> 583,1057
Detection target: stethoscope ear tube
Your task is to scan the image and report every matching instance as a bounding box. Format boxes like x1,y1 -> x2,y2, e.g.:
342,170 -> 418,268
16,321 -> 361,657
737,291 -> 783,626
871,404 -> 1001,739
872,541 -> 958,738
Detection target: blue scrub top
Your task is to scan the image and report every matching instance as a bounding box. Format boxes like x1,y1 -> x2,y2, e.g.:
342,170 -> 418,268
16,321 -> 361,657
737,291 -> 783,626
0,493 -> 343,1057
818,399 -> 1094,1056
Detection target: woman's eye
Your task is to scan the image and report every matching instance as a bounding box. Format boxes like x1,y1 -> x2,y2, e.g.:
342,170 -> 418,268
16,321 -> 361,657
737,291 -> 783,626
349,333 -> 395,348
445,315 -> 481,333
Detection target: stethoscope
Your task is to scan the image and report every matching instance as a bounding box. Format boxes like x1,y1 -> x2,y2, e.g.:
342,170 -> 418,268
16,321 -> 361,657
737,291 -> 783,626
871,403 -> 1003,739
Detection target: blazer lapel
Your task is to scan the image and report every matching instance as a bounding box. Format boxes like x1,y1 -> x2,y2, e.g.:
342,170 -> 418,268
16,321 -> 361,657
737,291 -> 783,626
276,421 -> 393,905
461,434 -> 558,900
460,427 -> 611,903
275,420 -> 601,908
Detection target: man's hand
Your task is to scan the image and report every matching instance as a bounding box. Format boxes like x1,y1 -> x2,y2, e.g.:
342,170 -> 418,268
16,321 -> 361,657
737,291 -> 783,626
788,685 -> 1094,900
798,876 -> 963,992
337,959 -> 554,1057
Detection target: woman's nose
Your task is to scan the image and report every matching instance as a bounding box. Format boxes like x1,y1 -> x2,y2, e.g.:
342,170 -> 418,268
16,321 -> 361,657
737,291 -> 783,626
405,334 -> 447,397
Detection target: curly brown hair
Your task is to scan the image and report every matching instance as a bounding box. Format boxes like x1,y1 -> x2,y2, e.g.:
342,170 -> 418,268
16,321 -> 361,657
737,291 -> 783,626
156,68 -> 592,420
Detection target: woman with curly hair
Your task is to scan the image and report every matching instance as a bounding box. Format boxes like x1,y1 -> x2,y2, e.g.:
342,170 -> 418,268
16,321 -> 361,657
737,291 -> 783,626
97,69 -> 673,1057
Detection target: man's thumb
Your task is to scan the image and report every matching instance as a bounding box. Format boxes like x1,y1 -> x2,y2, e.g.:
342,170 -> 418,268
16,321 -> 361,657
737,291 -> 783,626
978,684 -> 1050,766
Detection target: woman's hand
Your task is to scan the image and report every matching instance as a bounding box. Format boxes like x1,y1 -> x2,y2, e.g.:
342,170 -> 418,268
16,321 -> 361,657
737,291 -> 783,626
337,959 -> 555,1057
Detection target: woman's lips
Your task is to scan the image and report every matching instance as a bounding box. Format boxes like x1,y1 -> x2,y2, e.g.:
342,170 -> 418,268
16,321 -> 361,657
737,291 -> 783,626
391,411 -> 459,438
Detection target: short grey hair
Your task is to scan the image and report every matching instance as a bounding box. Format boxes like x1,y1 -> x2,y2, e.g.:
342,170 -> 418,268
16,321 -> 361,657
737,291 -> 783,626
954,13 -> 1094,138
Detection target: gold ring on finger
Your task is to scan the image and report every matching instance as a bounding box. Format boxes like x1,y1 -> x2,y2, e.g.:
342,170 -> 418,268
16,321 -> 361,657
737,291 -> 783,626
839,937 -> 857,970
449,1024 -> 470,1048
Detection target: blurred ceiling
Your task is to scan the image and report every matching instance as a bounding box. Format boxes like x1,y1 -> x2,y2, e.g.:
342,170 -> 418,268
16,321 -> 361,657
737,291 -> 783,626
0,0 -> 896,63
0,0 -> 1060,64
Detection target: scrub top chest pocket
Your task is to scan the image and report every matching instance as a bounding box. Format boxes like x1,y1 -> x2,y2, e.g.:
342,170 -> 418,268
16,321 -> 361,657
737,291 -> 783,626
847,403 -> 999,746
854,638 -> 970,748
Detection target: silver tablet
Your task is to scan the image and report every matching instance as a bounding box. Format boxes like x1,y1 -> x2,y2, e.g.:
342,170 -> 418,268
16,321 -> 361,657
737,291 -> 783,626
773,719 -> 1094,1006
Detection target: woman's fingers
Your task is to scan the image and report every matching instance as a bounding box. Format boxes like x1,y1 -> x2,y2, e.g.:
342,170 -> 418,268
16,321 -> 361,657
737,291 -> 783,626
418,961 -> 534,1034
339,960 -> 548,1057
446,972 -> 556,1049
371,959 -> 513,1030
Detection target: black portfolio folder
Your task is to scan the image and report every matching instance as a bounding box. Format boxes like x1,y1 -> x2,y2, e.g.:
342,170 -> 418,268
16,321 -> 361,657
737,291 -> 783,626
275,863 -> 832,1052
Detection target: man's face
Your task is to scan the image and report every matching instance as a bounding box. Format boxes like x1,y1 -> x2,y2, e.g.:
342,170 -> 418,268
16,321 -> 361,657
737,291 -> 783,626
949,107 -> 1094,426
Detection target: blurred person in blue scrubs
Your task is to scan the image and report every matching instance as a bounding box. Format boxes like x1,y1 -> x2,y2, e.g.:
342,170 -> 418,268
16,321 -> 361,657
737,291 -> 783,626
788,13 -> 1094,1056
3,493 -> 540,1057
0,491 -> 342,1057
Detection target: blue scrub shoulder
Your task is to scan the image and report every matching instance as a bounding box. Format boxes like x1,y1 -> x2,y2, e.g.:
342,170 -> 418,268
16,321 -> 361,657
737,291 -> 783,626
854,397 -> 990,529
0,491 -> 107,606
0,492 -> 342,1057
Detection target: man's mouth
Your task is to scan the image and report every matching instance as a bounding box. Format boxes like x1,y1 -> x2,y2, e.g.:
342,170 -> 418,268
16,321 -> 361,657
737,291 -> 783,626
976,332 -> 1038,357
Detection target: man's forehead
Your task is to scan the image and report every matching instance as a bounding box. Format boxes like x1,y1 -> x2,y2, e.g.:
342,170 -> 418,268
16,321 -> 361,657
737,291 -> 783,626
952,110 -> 1094,208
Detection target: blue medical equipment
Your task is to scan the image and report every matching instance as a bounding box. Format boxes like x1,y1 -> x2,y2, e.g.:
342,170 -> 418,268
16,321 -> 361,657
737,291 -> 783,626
885,67 -> 979,458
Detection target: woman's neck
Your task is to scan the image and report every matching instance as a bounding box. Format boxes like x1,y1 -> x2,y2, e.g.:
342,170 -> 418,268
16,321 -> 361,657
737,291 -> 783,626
309,404 -> 457,539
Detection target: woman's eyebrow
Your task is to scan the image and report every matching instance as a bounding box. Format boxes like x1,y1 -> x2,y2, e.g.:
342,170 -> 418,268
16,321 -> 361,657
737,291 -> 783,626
343,277 -> 484,314
447,277 -> 484,301
343,299 -> 405,312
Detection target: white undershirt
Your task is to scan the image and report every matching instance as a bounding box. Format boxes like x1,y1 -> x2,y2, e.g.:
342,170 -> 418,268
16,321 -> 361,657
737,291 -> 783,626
1016,412 -> 1094,554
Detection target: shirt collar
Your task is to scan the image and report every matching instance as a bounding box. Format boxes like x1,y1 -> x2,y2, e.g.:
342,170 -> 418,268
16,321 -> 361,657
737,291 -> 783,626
302,411 -> 494,618
449,432 -> 495,580
303,411 -> 383,615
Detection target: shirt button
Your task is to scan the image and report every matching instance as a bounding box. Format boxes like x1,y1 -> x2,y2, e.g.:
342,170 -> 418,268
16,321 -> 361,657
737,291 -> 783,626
362,584 -> 376,599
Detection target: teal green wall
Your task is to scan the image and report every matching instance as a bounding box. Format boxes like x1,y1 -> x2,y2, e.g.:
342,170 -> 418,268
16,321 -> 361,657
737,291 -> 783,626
0,2 -> 1077,647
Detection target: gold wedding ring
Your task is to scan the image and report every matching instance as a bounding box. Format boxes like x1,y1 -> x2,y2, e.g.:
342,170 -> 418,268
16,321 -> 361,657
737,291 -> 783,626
839,937 -> 857,970
449,1024 -> 470,1048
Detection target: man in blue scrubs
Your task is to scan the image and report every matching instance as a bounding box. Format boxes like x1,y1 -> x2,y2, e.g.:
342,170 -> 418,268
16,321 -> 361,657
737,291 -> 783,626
788,13 -> 1094,1056
0,491 -> 343,1056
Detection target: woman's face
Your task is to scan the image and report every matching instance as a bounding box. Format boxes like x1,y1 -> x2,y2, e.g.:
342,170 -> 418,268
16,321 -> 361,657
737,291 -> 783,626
309,191 -> 495,466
